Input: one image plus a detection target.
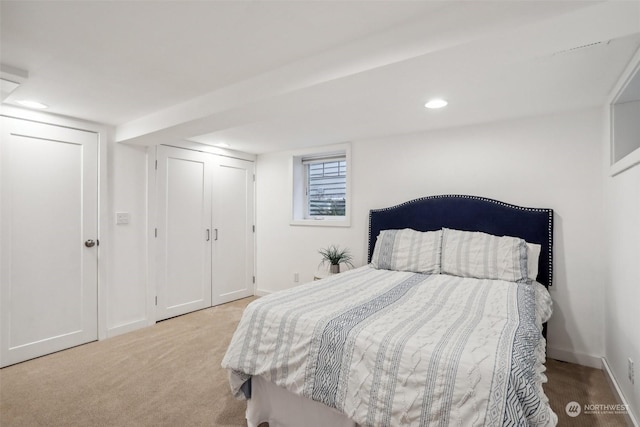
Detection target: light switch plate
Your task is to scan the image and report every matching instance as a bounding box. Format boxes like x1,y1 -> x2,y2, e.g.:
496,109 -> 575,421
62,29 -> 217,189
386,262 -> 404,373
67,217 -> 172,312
115,212 -> 130,225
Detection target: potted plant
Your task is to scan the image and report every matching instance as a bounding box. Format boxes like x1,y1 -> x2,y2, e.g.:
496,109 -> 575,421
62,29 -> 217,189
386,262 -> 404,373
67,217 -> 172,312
318,245 -> 354,274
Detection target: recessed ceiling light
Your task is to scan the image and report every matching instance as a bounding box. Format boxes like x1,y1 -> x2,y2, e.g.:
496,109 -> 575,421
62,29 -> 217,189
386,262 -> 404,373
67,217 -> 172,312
216,142 -> 230,148
424,99 -> 448,109
17,99 -> 48,109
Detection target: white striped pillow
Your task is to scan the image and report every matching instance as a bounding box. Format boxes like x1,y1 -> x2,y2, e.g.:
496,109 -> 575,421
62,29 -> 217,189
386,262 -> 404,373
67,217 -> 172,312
370,228 -> 441,274
441,228 -> 529,282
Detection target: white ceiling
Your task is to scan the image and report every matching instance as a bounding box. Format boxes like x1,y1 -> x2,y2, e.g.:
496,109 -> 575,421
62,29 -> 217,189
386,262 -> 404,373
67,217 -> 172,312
1,1 -> 640,154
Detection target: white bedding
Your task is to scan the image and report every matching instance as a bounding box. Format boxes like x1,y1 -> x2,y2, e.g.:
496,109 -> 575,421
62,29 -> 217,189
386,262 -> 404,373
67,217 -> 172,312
222,266 -> 556,426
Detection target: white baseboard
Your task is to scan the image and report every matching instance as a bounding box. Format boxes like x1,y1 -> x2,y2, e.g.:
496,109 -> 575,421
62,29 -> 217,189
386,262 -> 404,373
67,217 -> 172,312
602,357 -> 639,427
254,289 -> 273,297
546,346 -> 602,369
106,318 -> 148,339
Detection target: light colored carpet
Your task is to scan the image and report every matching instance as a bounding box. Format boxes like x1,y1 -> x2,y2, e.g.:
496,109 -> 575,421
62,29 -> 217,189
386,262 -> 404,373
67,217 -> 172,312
1,296 -> 630,426
1,297 -> 255,427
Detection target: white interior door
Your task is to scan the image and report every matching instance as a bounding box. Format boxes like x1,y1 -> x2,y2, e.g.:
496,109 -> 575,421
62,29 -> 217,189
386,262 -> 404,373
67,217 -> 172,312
156,146 -> 212,321
0,116 -> 98,367
212,157 -> 255,306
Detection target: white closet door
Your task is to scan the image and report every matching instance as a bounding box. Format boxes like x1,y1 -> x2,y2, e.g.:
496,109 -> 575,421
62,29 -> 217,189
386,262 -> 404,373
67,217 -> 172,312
156,146 -> 212,321
0,116 -> 98,367
212,157 -> 255,306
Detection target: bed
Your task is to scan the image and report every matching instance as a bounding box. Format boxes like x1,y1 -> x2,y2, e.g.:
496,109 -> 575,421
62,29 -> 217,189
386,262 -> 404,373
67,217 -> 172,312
222,195 -> 557,426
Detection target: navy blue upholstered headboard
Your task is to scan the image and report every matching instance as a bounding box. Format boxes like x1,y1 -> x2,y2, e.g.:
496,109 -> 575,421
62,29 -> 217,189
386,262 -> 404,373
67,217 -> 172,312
368,195 -> 554,288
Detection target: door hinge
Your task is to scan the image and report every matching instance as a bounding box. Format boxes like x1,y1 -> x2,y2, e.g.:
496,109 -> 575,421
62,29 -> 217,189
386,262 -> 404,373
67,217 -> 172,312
252,225 -> 255,233
155,160 -> 158,170
253,276 -> 256,284
155,296 -> 158,306
253,174 -> 255,182
155,228 -> 158,238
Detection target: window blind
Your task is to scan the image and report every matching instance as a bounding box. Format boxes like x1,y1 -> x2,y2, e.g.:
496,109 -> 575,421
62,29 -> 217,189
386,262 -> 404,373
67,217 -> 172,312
305,158 -> 346,217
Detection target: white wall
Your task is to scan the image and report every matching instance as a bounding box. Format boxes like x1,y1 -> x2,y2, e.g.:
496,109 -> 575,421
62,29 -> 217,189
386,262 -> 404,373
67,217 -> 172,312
256,107 -> 606,366
106,140 -> 149,336
603,111 -> 640,421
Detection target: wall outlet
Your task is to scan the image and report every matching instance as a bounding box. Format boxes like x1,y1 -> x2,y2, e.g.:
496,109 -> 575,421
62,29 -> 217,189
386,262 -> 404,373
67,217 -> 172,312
293,272 -> 299,283
629,358 -> 635,384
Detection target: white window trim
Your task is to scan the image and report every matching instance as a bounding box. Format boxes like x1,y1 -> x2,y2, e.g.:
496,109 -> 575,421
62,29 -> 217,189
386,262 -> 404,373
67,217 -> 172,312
290,143 -> 351,227
608,44 -> 640,176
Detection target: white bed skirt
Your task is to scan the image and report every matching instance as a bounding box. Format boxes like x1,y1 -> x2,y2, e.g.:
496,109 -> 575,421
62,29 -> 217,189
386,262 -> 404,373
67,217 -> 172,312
247,376 -> 358,427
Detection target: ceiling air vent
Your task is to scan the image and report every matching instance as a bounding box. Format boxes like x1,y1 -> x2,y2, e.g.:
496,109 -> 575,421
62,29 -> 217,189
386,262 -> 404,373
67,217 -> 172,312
553,40 -> 610,56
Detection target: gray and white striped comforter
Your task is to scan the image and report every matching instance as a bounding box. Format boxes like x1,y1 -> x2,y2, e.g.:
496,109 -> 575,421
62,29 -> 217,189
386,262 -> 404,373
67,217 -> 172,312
222,266 -> 556,426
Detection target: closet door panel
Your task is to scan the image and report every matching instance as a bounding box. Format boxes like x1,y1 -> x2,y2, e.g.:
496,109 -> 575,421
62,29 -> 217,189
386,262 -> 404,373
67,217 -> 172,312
212,158 -> 254,305
156,146 -> 212,321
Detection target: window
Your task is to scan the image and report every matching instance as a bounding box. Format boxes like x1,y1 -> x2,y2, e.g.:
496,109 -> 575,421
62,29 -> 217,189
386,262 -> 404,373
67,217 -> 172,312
610,49 -> 640,175
291,145 -> 350,226
305,157 -> 346,218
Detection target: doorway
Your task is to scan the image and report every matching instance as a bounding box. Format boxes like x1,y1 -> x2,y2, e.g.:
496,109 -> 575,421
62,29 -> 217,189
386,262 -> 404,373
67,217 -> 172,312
0,116 -> 99,367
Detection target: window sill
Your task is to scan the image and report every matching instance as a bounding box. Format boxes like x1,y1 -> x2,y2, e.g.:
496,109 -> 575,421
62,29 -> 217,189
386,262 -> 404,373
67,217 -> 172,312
610,146 -> 640,177
290,218 -> 351,228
